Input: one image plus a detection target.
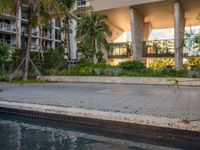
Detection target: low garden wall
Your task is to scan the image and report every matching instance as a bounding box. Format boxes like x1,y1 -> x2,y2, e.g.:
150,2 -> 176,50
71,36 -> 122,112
37,76 -> 200,86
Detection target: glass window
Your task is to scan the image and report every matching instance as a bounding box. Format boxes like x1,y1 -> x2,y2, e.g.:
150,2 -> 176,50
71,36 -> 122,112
77,0 -> 86,6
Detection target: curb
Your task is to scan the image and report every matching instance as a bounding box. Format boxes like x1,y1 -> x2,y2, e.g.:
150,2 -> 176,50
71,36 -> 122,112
0,100 -> 200,142
37,76 -> 200,87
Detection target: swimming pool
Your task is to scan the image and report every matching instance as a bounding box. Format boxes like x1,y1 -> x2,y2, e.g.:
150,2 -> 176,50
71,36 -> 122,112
0,114 -> 199,150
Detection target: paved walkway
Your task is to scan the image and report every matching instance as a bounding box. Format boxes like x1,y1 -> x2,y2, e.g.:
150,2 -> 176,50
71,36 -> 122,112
0,82 -> 200,120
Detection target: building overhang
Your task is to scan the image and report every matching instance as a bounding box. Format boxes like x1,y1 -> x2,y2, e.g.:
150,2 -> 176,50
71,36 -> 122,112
96,0 -> 200,32
91,0 -> 164,11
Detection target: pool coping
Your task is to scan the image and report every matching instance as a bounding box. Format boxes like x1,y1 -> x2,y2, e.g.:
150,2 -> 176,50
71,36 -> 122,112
0,100 -> 200,141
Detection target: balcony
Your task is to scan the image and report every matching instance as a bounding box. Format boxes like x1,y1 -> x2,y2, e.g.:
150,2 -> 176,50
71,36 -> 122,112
108,42 -> 131,58
143,39 -> 200,58
21,13 -> 28,20
77,0 -> 88,8
32,31 -> 38,37
143,40 -> 175,58
0,23 -> 11,30
41,32 -> 52,39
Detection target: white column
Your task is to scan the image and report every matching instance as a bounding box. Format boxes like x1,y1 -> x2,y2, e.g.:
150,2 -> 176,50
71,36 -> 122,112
174,1 -> 185,70
129,7 -> 144,61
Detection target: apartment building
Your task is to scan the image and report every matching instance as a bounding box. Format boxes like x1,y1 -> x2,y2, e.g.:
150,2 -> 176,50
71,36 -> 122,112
90,0 -> 200,69
0,7 -> 64,55
1,0 -> 200,69
0,0 -> 91,62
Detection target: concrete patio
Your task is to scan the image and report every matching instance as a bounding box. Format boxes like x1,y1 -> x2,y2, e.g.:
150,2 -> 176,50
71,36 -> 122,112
0,82 -> 199,120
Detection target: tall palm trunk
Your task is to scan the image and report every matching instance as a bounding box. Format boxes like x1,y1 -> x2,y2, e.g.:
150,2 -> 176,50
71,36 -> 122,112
64,21 -> 68,54
23,7 -> 32,80
67,22 -> 71,61
38,25 -> 43,66
15,0 -> 21,62
15,0 -> 21,50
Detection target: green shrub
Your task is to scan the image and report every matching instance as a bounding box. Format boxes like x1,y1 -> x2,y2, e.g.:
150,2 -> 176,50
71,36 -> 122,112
188,68 -> 200,78
96,51 -> 106,63
0,42 -> 10,64
42,48 -> 67,75
119,60 -> 146,71
103,67 -> 122,76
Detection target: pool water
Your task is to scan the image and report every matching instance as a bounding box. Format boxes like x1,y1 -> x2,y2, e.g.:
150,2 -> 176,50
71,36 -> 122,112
0,114 -> 199,150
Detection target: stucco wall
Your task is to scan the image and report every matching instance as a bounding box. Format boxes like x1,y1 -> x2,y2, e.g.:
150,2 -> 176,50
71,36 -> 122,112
91,0 -> 164,11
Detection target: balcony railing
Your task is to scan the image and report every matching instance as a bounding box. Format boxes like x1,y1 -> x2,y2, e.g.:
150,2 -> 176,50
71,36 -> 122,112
143,39 -> 200,58
0,23 -> 11,30
77,0 -> 87,7
143,40 -> 175,58
21,13 -> 28,20
108,42 -> 131,58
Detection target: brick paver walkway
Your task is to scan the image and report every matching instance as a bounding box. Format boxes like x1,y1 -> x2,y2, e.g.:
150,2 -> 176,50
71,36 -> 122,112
0,82 -> 200,120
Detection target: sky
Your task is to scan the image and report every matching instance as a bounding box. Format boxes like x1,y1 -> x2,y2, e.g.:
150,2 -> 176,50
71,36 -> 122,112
114,26 -> 200,42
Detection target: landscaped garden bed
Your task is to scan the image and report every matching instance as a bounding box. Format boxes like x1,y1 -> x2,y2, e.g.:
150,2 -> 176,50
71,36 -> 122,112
58,60 -> 200,78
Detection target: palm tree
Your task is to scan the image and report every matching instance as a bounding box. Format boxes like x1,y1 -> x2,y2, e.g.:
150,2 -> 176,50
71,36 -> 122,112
76,12 -> 112,62
32,10 -> 52,66
57,0 -> 75,59
23,0 -> 60,80
0,0 -> 21,50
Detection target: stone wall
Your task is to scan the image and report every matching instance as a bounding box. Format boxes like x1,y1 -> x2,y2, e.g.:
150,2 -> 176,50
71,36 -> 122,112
37,76 -> 200,86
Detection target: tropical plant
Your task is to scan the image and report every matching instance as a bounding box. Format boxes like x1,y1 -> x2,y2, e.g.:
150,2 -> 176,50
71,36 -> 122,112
96,50 -> 105,63
119,60 -> 146,71
57,0 -> 76,59
42,47 -> 66,75
76,12 -> 112,62
0,41 -> 10,68
149,59 -> 175,69
186,58 -> 200,68
184,28 -> 200,57
23,0 -> 60,80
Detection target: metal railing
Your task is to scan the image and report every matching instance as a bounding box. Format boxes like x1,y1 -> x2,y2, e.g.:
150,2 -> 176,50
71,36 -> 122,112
143,39 -> 175,57
108,42 -> 131,58
143,39 -> 200,57
0,23 -> 11,30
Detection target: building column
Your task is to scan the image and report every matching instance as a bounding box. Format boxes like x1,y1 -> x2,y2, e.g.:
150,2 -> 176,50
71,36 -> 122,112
129,7 -> 144,61
144,22 -> 152,41
174,1 -> 185,70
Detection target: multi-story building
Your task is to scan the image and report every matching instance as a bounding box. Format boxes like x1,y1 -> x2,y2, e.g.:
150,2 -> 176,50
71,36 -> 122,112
89,0 -> 200,69
0,0 -> 89,63
1,0 -> 200,69
0,6 -> 64,55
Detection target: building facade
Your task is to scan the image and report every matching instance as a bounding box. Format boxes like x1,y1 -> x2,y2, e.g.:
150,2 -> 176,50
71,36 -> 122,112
1,0 -> 200,69
0,0 -> 89,63
0,6 -> 64,54
90,0 -> 200,69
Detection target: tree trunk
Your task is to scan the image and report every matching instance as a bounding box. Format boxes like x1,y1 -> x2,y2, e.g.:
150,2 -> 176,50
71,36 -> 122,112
67,22 -> 71,61
15,0 -> 20,55
15,0 -> 20,49
38,26 -> 43,66
23,7 -> 32,80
